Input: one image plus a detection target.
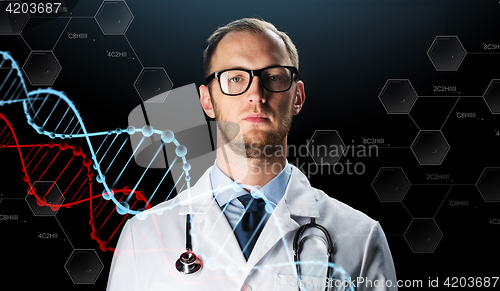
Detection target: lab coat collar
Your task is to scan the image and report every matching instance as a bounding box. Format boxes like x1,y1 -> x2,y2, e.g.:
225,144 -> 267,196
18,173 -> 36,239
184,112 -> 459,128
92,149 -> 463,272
177,164 -> 320,218
177,166 -> 214,215
244,165 -> 320,272
282,165 -> 321,218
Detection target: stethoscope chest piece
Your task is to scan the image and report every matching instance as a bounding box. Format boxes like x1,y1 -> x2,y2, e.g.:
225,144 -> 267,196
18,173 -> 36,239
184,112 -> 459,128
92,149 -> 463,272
175,251 -> 202,274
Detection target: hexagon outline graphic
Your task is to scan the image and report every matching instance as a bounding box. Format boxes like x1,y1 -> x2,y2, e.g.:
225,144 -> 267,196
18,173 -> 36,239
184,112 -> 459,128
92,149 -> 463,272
22,50 -> 62,86
0,1 -> 30,35
410,130 -> 450,165
306,130 -> 345,165
25,180 -> 64,216
94,0 -> 134,35
427,35 -> 467,71
371,167 -> 411,202
16,33 -> 32,51
404,218 -> 443,253
378,79 -> 418,114
20,17 -> 70,51
402,184 -> 452,219
134,67 -> 174,103
476,167 -> 500,202
482,79 -> 500,114
64,249 -> 104,284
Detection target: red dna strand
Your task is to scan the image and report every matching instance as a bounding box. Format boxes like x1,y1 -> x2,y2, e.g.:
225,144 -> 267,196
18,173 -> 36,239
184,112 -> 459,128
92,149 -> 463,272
0,113 -> 153,252
0,50 -> 192,253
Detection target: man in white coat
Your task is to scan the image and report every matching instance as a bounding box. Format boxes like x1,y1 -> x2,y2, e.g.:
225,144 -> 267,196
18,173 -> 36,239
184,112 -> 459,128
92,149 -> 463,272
107,18 -> 398,290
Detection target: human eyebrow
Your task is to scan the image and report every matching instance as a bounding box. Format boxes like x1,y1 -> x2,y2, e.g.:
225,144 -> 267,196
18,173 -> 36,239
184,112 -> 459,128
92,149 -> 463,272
221,64 -> 286,71
223,67 -> 249,71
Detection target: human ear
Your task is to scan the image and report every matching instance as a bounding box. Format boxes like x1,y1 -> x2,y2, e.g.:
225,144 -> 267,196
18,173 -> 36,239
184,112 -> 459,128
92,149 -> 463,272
293,81 -> 305,115
199,84 -> 215,119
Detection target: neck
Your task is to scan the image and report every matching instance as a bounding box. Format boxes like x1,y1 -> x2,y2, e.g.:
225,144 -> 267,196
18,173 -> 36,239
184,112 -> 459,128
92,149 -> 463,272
215,135 -> 287,190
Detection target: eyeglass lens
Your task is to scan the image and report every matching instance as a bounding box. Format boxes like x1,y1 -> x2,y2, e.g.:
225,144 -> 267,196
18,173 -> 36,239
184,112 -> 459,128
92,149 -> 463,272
219,67 -> 292,95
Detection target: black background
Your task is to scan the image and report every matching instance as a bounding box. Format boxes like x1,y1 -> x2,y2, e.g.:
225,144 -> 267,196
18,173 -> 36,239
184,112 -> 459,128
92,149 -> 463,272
1,0 -> 500,289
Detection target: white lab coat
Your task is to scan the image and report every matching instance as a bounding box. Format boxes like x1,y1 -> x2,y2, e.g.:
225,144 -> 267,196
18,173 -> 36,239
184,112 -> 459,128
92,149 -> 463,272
107,165 -> 398,291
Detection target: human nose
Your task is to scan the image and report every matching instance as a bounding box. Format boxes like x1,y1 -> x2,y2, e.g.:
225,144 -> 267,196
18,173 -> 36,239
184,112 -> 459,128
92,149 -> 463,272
245,75 -> 266,103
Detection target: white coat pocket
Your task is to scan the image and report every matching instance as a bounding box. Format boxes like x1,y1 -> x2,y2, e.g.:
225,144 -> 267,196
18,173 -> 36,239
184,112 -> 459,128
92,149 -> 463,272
275,274 -> 344,291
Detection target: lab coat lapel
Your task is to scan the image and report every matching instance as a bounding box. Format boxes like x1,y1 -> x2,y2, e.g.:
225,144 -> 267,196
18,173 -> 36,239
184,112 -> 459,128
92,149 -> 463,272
245,166 -> 320,273
177,167 -> 248,278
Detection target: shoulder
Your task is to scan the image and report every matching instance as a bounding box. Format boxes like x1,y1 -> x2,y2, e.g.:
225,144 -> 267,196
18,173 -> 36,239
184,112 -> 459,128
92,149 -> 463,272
312,186 -> 379,236
286,163 -> 378,235
288,163 -> 377,231
310,187 -> 393,271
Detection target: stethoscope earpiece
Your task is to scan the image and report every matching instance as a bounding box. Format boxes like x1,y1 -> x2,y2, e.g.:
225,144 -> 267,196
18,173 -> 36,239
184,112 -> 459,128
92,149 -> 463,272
175,251 -> 202,274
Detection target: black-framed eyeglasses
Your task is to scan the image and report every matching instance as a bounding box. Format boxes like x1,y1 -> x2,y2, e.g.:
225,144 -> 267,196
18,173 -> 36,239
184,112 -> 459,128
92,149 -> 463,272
205,65 -> 299,96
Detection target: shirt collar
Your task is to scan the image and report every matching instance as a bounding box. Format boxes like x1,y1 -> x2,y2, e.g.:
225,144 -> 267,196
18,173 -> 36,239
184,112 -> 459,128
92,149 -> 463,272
210,159 -> 292,208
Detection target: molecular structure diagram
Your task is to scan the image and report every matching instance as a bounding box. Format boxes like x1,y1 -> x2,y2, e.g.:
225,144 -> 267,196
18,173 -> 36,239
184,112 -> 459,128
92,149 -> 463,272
305,35 -> 500,254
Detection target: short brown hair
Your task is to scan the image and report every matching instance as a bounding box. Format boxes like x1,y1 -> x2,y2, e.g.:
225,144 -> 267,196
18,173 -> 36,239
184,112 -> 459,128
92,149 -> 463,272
202,17 -> 299,79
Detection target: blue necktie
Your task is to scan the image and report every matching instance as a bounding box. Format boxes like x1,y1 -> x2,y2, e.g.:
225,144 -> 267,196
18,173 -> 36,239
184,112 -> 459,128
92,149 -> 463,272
233,194 -> 268,260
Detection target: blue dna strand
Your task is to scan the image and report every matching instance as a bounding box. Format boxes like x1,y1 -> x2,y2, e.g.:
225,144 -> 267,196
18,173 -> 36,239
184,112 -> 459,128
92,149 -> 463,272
0,50 -> 191,216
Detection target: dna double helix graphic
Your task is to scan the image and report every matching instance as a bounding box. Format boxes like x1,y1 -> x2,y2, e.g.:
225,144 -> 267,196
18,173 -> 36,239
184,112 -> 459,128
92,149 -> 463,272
0,50 -> 192,251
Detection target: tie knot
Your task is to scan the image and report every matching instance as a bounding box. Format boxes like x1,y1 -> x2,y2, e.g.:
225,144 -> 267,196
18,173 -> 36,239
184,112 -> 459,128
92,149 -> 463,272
237,194 -> 261,213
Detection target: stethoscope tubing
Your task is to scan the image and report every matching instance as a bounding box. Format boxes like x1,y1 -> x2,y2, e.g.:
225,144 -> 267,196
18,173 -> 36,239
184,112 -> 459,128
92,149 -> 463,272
177,215 -> 335,290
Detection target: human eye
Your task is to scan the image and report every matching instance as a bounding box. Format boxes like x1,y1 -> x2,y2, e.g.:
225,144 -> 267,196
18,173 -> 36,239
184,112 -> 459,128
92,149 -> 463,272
268,75 -> 284,82
229,76 -> 243,83
263,68 -> 289,82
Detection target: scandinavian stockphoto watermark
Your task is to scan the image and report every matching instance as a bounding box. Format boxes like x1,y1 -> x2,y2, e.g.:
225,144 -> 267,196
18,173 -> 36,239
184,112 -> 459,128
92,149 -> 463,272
288,276 -> 425,289
248,141 -> 379,178
288,276 -> 500,289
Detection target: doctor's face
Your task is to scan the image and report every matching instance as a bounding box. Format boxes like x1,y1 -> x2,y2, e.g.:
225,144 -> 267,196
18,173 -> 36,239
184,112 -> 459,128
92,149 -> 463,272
200,30 -> 305,158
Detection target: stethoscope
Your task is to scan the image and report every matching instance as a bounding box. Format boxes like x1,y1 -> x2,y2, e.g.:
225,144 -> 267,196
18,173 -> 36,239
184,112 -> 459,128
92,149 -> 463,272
175,214 -> 335,290
175,214 -> 203,274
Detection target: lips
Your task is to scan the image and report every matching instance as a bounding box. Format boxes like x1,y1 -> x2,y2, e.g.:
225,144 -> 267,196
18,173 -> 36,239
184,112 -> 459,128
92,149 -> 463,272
244,112 -> 268,119
243,112 -> 269,123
